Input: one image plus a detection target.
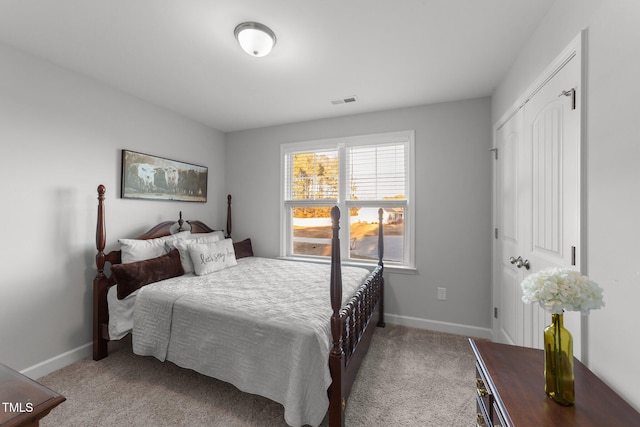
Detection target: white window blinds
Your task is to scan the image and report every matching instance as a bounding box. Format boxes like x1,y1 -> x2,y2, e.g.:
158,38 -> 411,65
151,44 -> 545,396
347,143 -> 406,201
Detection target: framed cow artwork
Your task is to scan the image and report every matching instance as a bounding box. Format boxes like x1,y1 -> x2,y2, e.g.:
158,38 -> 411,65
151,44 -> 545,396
121,149 -> 208,202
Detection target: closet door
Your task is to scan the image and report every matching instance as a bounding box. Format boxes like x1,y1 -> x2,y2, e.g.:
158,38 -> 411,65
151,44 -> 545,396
521,53 -> 581,352
495,108 -> 525,346
494,42 -> 582,356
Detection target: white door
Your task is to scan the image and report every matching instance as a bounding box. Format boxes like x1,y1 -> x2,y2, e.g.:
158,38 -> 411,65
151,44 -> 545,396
494,46 -> 582,357
495,107 -> 525,346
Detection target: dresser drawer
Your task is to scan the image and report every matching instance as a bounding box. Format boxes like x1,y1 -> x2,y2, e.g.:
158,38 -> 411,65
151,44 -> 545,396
476,396 -> 492,427
491,401 -> 507,427
475,363 -> 493,426
475,365 -> 492,409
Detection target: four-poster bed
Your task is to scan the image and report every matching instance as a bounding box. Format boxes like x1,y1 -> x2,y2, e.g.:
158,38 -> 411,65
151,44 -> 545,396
92,184 -> 385,427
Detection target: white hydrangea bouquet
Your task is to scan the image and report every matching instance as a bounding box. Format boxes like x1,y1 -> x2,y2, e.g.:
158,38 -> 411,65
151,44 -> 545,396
520,268 -> 605,314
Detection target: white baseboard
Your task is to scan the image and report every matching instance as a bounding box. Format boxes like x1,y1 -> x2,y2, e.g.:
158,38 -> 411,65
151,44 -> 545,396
385,313 -> 493,340
21,342 -> 93,380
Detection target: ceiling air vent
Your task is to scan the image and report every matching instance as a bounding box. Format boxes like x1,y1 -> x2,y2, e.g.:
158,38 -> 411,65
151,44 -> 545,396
331,96 -> 358,105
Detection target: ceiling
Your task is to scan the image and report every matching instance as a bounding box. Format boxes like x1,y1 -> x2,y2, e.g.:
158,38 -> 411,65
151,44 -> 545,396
0,0 -> 555,132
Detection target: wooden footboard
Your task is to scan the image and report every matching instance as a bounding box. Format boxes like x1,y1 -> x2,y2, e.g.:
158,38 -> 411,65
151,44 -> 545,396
328,206 -> 385,427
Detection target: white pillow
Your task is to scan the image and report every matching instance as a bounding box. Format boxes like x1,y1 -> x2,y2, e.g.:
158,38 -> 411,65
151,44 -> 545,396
119,230 -> 190,263
188,239 -> 237,276
186,230 -> 225,241
173,232 -> 224,273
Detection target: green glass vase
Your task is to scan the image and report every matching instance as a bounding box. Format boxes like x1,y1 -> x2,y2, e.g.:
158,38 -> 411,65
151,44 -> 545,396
544,312 -> 575,405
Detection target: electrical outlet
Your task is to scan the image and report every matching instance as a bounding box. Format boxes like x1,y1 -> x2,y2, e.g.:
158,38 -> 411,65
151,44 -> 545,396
437,287 -> 447,301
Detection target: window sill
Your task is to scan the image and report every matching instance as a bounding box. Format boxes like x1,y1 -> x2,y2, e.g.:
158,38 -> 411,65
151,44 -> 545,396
276,256 -> 418,275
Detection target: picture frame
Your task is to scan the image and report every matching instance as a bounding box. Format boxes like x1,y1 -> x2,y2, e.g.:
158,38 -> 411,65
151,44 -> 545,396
121,149 -> 208,202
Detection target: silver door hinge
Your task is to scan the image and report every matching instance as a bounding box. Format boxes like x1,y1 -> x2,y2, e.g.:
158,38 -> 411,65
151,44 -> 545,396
494,307 -> 498,319
489,148 -> 498,160
559,88 -> 576,110
494,228 -> 498,239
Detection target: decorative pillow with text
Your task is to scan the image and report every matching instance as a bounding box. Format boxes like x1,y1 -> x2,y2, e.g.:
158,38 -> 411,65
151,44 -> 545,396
188,239 -> 237,276
173,232 -> 224,273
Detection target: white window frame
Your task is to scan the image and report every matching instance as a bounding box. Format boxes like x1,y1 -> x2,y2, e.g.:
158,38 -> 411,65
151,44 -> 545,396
280,130 -> 415,270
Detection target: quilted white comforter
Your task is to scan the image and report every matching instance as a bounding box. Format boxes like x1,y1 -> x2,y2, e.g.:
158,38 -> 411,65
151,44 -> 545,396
132,257 -> 370,427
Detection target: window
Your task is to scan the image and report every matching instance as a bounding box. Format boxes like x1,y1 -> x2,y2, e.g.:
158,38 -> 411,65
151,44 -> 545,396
281,131 -> 415,268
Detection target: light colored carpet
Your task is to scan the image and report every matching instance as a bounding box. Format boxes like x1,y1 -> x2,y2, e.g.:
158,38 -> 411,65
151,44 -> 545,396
39,325 -> 476,426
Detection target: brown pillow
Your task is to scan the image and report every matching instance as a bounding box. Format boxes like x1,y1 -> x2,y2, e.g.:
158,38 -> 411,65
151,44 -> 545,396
233,238 -> 254,259
112,249 -> 184,299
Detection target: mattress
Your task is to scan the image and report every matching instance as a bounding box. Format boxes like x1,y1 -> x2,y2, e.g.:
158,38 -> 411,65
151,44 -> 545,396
130,256 -> 370,427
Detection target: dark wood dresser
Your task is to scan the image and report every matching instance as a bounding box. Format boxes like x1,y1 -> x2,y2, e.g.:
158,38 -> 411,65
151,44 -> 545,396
469,339 -> 640,426
0,363 -> 65,426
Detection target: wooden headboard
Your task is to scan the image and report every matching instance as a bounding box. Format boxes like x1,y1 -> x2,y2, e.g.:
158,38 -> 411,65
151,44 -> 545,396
92,184 -> 232,360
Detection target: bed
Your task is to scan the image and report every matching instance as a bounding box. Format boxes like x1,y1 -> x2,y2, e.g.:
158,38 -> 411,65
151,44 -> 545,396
92,184 -> 385,427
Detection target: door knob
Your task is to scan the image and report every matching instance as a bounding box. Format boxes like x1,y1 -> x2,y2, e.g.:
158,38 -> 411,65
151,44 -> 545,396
509,256 -> 530,269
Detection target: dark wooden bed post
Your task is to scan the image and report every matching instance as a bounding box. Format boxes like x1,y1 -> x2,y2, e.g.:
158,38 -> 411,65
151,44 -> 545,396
328,206 -> 385,426
177,211 -> 185,232
377,207 -> 385,327
93,185 -> 108,360
328,206 -> 345,427
226,194 -> 232,238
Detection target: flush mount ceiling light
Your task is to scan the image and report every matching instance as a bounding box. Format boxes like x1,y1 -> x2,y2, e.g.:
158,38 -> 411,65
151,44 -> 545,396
234,22 -> 276,57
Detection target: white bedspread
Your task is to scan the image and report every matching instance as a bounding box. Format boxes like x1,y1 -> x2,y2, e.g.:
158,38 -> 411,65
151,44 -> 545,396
132,257 -> 370,427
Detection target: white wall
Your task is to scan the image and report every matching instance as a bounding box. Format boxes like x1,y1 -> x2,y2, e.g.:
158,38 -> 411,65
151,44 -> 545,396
492,0 -> 640,411
0,42 -> 226,375
225,98 -> 493,337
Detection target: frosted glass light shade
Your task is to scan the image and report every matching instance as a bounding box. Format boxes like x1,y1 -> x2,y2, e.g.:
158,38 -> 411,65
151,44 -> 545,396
234,22 -> 276,57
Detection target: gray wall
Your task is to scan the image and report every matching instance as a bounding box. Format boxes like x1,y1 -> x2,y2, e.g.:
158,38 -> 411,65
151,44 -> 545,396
0,42 -> 226,374
492,0 -> 640,411
225,98 -> 493,336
